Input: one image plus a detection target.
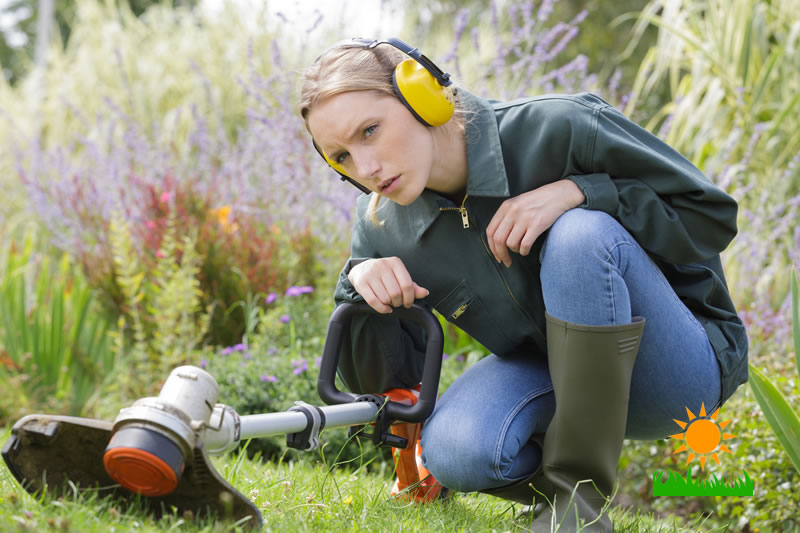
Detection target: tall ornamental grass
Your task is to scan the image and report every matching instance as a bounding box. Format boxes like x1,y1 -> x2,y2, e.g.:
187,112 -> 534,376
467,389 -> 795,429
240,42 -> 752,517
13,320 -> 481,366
622,0 -> 800,355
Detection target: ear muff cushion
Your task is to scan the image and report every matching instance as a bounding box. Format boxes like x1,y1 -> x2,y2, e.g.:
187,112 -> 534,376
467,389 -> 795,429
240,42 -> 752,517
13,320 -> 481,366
392,59 -> 454,127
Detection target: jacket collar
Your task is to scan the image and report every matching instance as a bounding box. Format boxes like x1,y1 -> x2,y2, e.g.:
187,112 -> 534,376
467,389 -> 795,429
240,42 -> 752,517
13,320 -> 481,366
402,90 -> 510,241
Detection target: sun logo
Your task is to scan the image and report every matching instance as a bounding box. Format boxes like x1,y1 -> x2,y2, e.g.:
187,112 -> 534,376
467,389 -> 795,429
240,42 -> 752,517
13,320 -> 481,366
669,403 -> 736,470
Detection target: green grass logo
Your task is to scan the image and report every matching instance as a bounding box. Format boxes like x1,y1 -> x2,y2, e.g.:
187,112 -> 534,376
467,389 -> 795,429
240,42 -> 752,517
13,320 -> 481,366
652,403 -> 754,497
652,469 -> 754,497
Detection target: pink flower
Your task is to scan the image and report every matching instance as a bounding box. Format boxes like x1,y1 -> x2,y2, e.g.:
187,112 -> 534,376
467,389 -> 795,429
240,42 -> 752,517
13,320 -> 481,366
146,220 -> 156,229
156,250 -> 165,258
160,191 -> 171,203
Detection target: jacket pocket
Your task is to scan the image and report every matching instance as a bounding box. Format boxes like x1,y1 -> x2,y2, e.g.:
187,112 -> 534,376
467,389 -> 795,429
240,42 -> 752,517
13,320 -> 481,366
434,279 -> 515,354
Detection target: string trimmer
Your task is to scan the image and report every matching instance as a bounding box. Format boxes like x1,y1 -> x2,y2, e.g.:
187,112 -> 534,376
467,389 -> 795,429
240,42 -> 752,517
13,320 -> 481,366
2,303 -> 444,529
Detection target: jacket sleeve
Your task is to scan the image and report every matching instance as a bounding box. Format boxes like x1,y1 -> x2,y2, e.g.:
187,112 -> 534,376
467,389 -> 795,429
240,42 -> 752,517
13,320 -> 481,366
332,210 -> 429,394
566,102 -> 739,264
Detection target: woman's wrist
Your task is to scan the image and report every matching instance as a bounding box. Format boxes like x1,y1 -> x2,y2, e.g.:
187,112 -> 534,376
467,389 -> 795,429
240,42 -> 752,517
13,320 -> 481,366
560,179 -> 585,209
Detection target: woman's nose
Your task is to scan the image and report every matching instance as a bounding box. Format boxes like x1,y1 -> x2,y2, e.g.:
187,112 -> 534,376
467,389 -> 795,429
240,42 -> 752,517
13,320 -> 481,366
353,149 -> 381,181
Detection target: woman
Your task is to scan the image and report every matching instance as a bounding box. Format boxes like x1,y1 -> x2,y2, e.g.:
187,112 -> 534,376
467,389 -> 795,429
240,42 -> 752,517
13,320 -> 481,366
299,38 -> 748,532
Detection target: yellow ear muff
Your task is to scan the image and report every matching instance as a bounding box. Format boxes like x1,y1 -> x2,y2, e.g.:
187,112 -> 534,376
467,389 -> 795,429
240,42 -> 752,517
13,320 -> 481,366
393,58 -> 455,127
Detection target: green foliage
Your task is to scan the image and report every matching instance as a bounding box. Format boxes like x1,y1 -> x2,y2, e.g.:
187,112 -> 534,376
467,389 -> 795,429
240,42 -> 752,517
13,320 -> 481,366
0,224 -> 115,423
109,208 -> 209,395
748,365 -> 800,473
794,264 -> 800,377
747,266 -> 800,475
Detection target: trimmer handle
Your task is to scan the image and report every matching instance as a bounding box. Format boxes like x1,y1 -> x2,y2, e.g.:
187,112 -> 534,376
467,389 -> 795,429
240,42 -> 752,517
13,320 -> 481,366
317,302 -> 444,423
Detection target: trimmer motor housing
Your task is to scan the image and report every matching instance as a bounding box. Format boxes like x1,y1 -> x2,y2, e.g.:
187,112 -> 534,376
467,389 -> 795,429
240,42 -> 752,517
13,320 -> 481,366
103,365 -> 221,496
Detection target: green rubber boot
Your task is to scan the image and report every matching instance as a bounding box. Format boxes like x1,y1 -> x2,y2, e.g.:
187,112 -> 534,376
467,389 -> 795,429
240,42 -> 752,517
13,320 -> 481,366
530,312 -> 645,532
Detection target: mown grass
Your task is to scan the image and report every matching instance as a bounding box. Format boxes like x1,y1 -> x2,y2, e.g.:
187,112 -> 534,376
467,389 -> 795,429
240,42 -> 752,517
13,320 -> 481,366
1,427 -> 722,533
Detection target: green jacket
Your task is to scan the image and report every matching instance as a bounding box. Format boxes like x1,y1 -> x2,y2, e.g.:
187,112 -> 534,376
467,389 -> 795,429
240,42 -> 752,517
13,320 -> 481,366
333,91 -> 748,406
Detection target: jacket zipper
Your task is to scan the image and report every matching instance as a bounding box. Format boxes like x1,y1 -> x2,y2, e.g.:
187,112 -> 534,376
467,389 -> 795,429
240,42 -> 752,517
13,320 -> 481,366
439,196 -> 545,341
438,194 -> 470,228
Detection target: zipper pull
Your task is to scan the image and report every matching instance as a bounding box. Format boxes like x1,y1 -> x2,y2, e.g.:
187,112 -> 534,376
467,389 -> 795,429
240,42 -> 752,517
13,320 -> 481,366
459,207 -> 469,229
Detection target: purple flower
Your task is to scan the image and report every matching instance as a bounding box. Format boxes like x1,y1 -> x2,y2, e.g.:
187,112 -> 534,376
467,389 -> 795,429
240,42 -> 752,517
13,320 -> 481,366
232,343 -> 246,351
221,347 -> 234,356
200,358 -> 208,368
285,285 -> 313,297
280,314 -> 291,323
267,347 -> 278,355
260,374 -> 277,383
265,292 -> 278,304
292,359 -> 309,375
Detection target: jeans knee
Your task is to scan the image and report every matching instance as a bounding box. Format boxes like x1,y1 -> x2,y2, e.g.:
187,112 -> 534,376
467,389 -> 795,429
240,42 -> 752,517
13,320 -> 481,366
543,210 -> 618,263
420,421 -> 491,491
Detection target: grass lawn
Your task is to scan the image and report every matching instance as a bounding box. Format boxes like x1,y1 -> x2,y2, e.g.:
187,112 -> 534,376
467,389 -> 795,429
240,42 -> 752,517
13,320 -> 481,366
0,427 -> 723,533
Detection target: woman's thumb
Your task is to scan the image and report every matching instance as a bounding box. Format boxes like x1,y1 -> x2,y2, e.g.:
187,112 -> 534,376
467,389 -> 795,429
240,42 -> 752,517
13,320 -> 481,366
413,283 -> 430,299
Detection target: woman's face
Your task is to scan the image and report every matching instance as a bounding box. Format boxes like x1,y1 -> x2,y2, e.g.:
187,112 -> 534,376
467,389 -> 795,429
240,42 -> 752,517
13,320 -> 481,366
307,90 -> 435,205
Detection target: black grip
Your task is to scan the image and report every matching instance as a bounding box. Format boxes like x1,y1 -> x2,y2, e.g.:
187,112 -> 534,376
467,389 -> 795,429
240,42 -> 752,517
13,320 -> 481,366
317,302 -> 444,423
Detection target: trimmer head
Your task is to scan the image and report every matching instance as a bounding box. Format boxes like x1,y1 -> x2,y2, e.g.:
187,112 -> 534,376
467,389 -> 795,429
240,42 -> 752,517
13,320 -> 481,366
2,414 -> 262,529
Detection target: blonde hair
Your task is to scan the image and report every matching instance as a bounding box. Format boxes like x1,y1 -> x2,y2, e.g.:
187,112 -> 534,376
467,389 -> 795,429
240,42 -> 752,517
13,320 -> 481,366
299,41 -> 466,225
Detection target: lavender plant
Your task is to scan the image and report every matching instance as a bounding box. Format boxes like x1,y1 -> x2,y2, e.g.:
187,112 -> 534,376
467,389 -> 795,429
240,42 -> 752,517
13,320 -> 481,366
13,35 -> 358,348
431,0 -> 620,103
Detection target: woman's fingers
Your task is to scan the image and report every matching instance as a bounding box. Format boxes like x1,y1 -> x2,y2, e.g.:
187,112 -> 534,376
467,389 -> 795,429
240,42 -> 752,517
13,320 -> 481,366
487,215 -> 514,266
349,257 -> 428,313
391,262 -> 419,308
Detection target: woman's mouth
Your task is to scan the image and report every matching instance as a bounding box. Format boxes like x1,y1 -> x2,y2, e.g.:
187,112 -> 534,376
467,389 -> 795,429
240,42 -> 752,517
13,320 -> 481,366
379,176 -> 400,194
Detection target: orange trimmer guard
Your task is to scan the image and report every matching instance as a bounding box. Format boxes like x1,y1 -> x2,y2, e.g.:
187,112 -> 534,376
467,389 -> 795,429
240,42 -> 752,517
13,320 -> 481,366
384,388 -> 448,503
2,414 -> 262,529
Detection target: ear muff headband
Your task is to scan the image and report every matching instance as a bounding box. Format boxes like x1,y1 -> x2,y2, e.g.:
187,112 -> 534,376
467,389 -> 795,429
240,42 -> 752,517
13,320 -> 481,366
351,38 -> 455,127
312,38 -> 455,193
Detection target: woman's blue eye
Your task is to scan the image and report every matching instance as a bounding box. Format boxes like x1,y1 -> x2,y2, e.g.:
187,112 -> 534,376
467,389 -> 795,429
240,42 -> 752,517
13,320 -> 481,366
333,125 -> 376,165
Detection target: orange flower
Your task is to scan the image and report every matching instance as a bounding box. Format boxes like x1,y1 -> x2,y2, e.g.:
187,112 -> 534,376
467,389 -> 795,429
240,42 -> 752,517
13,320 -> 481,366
211,205 -> 239,233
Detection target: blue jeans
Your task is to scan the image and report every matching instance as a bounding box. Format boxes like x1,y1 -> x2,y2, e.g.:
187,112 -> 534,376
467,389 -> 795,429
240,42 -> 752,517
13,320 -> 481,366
420,209 -> 722,492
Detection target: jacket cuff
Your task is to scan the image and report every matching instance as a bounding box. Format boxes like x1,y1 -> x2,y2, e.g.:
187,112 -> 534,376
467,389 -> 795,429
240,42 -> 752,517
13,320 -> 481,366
333,258 -> 368,303
566,173 -> 619,213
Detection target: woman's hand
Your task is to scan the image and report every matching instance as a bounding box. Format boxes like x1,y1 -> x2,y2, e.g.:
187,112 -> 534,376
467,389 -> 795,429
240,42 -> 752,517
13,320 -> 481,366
486,179 -> 585,267
348,257 -> 429,314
